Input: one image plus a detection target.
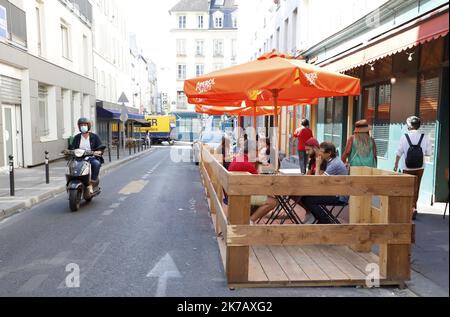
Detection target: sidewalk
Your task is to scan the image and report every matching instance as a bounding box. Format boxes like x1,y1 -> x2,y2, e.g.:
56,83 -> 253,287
408,203 -> 449,297
283,157 -> 449,296
0,146 -> 153,221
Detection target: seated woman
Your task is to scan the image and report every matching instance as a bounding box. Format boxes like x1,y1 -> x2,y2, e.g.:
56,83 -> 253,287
302,142 -> 349,224
258,137 -> 271,166
305,138 -> 327,176
227,144 -> 278,225
216,135 -> 232,170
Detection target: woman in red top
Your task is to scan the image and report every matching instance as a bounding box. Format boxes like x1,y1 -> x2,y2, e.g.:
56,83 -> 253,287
294,119 -> 314,174
228,145 -> 278,224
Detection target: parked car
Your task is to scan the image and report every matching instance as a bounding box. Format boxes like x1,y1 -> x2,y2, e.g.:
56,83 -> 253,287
192,131 -> 226,165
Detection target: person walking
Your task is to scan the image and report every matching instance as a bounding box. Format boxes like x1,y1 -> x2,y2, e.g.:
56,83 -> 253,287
294,119 -> 313,174
342,120 -> 378,169
394,116 -> 432,220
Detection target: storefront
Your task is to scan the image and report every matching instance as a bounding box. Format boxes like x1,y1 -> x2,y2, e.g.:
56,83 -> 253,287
172,112 -> 203,142
96,101 -> 147,146
304,5 -> 449,203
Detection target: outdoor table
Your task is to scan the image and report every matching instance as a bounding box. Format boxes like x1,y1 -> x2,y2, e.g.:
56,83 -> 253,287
260,169 -> 305,225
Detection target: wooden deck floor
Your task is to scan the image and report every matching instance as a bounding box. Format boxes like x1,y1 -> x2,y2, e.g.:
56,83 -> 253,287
211,214 -> 403,288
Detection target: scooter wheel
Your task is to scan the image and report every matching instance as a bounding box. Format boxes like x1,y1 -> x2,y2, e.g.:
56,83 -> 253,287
69,189 -> 82,212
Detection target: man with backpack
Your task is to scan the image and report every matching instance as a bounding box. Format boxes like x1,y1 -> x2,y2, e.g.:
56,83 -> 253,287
394,116 -> 432,220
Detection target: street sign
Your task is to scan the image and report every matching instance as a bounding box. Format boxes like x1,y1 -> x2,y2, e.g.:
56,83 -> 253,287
118,92 -> 129,104
118,92 -> 129,122
120,105 -> 128,123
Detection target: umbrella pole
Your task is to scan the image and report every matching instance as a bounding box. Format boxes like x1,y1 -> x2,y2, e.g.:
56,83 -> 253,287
253,104 -> 257,137
253,102 -> 258,167
272,90 -> 279,172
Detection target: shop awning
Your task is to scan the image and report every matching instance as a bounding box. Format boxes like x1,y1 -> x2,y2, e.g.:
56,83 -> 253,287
129,119 -> 150,126
96,107 -> 145,121
321,10 -> 449,72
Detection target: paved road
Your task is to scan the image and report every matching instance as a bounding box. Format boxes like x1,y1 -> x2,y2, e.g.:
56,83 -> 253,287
0,146 -> 414,297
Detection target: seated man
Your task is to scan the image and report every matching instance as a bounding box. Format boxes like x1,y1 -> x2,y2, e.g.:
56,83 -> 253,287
227,144 -> 278,225
302,142 -> 349,224
70,118 -> 104,193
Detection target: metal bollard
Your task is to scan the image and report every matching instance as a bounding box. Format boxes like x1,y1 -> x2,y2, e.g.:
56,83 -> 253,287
9,155 -> 15,196
129,140 -> 132,156
138,140 -> 141,153
134,140 -> 136,154
117,142 -> 120,160
45,151 -> 50,184
108,143 -> 112,163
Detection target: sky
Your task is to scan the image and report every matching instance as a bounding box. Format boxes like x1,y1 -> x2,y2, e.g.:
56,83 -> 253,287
127,0 -> 180,92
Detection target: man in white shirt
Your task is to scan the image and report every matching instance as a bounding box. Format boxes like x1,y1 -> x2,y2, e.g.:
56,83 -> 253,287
394,116 -> 432,220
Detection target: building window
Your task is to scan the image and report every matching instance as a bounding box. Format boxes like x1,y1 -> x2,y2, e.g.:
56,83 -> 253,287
36,5 -> 44,56
195,40 -> 204,56
213,39 -> 224,57
38,85 -> 49,137
195,64 -> 204,77
214,16 -> 223,28
60,21 -> 70,59
83,35 -> 89,76
213,63 -> 223,71
197,15 -> 204,29
213,11 -> 224,28
62,89 -> 72,138
178,15 -> 186,29
177,64 -> 186,80
418,69 -> 440,163
176,39 -> 186,56
177,91 -> 187,109
322,97 -> 344,155
231,39 -> 237,59
362,83 -> 392,159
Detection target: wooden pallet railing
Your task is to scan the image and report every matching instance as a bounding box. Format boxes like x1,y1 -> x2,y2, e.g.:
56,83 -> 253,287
199,144 -> 416,286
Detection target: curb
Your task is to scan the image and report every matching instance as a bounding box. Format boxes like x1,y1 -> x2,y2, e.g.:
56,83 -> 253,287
0,148 -> 153,222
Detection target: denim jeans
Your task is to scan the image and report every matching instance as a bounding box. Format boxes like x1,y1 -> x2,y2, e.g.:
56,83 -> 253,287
298,150 -> 307,174
88,158 -> 102,181
301,196 -> 343,224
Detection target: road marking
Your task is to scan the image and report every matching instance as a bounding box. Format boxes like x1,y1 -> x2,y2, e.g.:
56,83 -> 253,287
49,251 -> 71,266
58,242 -> 110,290
102,209 -> 115,216
118,196 -> 128,202
17,274 -> 49,293
72,220 -> 103,244
109,203 -> 121,209
118,180 -> 149,195
146,254 -> 182,297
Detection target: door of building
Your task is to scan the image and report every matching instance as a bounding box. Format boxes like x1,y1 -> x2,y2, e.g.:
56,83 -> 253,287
2,105 -> 20,167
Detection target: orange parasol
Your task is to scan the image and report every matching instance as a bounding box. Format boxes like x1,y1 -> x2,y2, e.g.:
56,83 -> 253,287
185,51 -> 360,170
185,51 -> 360,101
195,104 -> 280,117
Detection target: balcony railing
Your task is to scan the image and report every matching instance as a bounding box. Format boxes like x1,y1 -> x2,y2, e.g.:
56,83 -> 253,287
0,0 -> 27,48
60,0 -> 93,25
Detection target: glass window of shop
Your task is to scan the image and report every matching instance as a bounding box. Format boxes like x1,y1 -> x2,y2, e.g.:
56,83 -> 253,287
317,98 -> 345,156
361,56 -> 393,159
362,83 -> 392,159
417,37 -> 445,163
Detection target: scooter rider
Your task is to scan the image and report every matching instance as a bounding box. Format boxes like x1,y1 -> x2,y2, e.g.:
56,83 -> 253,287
69,118 -> 104,193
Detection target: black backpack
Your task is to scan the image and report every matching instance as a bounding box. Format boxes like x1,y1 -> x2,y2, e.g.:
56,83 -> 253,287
405,134 -> 425,169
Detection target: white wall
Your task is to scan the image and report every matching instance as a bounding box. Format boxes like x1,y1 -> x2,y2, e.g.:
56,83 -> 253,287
20,0 -> 94,79
238,0 -> 389,62
92,0 -> 133,107
171,11 -> 238,111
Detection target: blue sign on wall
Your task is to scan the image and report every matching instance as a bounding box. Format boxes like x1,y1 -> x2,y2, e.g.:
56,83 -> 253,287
0,5 -> 7,40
